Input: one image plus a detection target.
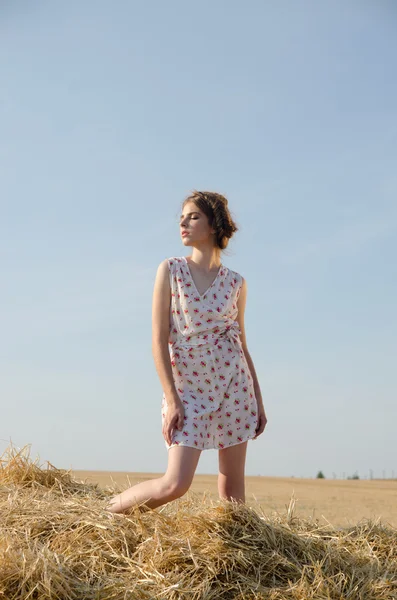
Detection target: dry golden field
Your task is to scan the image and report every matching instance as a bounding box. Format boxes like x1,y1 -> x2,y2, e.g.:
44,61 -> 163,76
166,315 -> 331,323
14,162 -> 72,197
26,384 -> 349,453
72,470 -> 397,528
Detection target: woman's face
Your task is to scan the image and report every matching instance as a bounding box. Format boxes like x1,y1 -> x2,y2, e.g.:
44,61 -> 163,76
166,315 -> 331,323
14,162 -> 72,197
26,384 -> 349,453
179,201 -> 214,247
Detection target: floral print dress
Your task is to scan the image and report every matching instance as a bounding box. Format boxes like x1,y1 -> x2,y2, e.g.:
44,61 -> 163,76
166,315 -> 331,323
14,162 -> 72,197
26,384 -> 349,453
161,256 -> 259,451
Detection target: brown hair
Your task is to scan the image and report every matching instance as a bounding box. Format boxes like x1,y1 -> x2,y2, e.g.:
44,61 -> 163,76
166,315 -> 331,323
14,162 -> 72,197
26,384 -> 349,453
182,190 -> 239,252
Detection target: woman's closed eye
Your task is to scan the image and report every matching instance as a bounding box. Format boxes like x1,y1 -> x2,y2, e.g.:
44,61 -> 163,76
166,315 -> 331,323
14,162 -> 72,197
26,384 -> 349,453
179,217 -> 198,223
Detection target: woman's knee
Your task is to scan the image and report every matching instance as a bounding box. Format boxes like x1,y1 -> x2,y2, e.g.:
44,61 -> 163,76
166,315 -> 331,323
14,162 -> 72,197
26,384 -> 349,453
218,478 -> 242,496
163,475 -> 192,499
218,468 -> 245,500
163,446 -> 201,499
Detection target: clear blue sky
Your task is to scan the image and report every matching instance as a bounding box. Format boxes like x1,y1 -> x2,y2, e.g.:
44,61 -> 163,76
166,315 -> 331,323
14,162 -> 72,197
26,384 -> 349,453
2,1 -> 396,478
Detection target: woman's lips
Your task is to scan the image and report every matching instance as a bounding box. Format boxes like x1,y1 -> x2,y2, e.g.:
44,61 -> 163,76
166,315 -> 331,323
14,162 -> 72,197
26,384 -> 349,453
181,231 -> 190,236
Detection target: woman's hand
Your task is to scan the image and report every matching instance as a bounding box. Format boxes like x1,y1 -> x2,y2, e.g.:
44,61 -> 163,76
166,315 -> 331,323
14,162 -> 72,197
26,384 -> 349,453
253,402 -> 267,440
163,399 -> 185,446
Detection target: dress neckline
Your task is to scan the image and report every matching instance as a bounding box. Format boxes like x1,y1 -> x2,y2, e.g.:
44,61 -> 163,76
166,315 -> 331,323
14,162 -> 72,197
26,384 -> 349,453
183,256 -> 223,299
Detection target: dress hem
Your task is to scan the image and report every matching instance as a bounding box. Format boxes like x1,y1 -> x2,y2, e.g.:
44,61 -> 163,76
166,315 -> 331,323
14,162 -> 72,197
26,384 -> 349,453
166,432 -> 256,451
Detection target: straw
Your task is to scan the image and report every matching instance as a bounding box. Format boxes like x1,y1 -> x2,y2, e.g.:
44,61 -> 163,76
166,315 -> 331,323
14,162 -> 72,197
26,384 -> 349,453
1,443 -> 396,599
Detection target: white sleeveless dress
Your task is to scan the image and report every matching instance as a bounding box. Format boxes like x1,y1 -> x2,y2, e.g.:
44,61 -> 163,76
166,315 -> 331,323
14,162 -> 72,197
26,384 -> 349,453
161,256 -> 259,450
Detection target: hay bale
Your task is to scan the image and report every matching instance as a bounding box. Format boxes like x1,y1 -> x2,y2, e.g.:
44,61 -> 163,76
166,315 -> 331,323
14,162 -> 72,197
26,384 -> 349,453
0,443 -> 396,599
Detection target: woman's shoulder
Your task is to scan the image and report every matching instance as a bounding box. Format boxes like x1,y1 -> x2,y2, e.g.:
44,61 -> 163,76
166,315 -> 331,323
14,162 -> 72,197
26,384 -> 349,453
157,256 -> 184,265
224,263 -> 244,286
164,256 -> 185,268
158,256 -> 185,274
167,255 -> 185,262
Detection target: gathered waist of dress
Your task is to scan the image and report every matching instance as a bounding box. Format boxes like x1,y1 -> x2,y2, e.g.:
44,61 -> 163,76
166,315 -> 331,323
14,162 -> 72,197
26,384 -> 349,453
170,321 -> 242,351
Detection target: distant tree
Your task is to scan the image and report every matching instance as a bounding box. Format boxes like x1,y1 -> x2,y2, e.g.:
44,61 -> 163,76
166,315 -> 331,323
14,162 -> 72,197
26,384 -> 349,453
347,471 -> 360,480
316,470 -> 325,479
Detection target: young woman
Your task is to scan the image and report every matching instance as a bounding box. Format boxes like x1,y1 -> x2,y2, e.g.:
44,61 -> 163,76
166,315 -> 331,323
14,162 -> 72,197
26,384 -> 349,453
106,191 -> 267,514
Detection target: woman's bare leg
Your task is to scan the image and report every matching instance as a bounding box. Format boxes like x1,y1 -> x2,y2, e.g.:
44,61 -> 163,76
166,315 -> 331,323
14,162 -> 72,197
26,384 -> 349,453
218,441 -> 248,503
106,445 -> 202,513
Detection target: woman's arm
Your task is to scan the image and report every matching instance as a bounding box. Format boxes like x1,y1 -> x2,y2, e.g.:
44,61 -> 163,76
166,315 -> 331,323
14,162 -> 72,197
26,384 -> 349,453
235,278 -> 263,403
151,259 -> 181,406
236,277 -> 267,437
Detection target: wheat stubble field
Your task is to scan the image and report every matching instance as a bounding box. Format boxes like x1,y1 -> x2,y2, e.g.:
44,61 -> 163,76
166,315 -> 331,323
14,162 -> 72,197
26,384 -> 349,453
72,469 -> 397,527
